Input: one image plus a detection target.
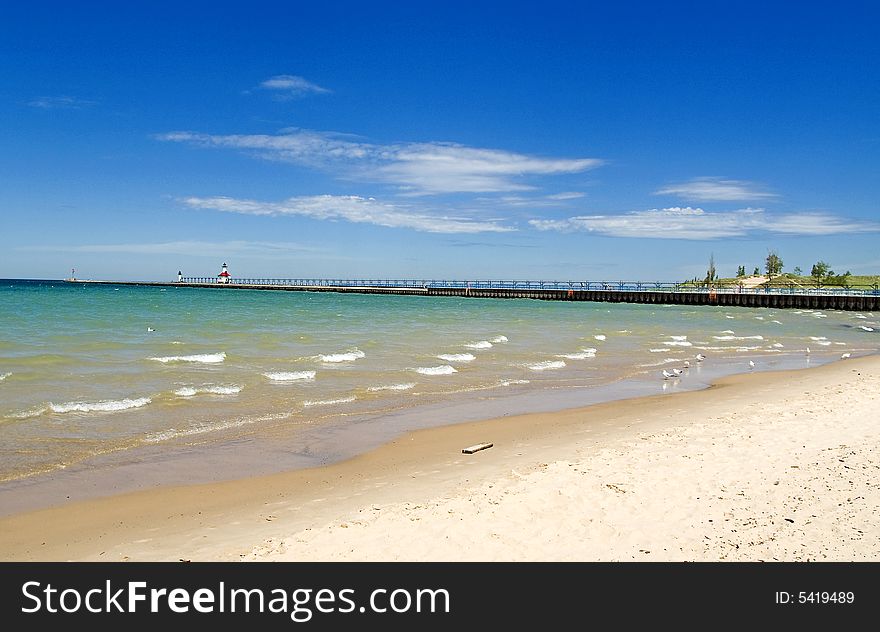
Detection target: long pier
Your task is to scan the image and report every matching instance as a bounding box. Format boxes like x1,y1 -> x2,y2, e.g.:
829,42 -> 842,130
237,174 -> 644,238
66,278 -> 880,311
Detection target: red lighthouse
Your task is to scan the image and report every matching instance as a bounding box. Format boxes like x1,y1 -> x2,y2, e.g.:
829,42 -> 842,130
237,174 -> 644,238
217,262 -> 231,284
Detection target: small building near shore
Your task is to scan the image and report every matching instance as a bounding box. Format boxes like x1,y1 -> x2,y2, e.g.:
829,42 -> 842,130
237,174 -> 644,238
218,262 -> 231,284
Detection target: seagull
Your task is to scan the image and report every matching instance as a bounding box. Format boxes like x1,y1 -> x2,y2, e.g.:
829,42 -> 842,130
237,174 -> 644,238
805,347 -> 811,355
841,353 -> 851,359
748,360 -> 755,369
147,327 -> 155,332
695,353 -> 706,362
683,360 -> 690,368
671,368 -> 683,376
662,369 -> 675,380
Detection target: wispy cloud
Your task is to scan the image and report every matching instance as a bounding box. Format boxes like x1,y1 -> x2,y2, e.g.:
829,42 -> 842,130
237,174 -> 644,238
182,195 -> 516,234
529,207 -> 880,240
655,177 -> 777,201
546,191 -> 585,200
18,240 -> 321,256
158,129 -> 602,195
27,96 -> 97,110
256,74 -> 330,99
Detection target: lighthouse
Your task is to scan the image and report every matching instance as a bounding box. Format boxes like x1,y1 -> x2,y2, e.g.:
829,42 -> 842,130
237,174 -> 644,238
177,271 -> 183,283
218,262 -> 231,284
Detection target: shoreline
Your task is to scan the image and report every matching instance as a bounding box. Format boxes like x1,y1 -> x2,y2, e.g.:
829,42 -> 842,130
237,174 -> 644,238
0,351 -> 836,517
1,355 -> 878,561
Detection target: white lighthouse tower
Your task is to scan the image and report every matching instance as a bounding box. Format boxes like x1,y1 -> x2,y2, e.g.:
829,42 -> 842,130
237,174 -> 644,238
177,270 -> 183,283
218,262 -> 231,284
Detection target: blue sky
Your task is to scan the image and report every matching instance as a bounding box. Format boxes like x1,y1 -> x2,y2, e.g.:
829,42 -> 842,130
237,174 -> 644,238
1,1 -> 878,281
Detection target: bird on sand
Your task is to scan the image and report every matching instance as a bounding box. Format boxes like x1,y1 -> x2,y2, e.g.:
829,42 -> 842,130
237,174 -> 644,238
683,360 -> 690,368
147,327 -> 155,332
841,353 -> 851,359
671,368 -> 683,376
695,353 -> 706,362
662,370 -> 675,380
748,360 -> 755,369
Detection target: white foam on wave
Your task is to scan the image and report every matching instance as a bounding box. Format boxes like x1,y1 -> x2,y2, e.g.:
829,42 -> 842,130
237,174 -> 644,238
669,335 -> 688,341
771,320 -> 782,324
0,372 -> 10,382
721,330 -> 735,334
367,382 -> 416,392
725,315 -> 735,319
50,397 -> 151,414
303,396 -> 356,408
694,345 -> 761,352
556,348 -> 597,360
150,352 -> 226,364
809,336 -> 828,341
713,335 -> 764,341
317,349 -> 365,363
465,341 -> 493,350
771,343 -> 784,348
501,379 -> 530,386
175,385 -> 242,397
144,410 -> 293,444
415,365 -> 457,376
5,406 -> 48,420
263,371 -> 316,382
666,341 -> 693,347
859,325 -> 874,332
437,353 -> 476,363
755,316 -> 764,320
490,335 -> 508,343
593,335 -> 606,341
649,348 -> 670,353
527,360 -> 566,371
855,314 -> 867,319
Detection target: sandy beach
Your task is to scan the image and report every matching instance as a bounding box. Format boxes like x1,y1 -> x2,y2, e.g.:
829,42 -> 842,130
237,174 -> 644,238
1,355 -> 878,562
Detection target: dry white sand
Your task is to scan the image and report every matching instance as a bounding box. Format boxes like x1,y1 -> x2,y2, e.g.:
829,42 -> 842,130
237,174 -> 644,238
1,356 -> 878,561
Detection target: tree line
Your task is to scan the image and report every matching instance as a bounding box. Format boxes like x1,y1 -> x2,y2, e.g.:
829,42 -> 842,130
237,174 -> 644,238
703,251 -> 852,286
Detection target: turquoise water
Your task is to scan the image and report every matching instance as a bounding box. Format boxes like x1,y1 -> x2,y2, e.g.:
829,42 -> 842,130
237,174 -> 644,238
0,279 -> 877,483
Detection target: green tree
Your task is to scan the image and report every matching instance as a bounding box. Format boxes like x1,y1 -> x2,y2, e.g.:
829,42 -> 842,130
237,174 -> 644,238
811,261 -> 830,286
826,270 -> 852,286
765,251 -> 783,279
736,265 -> 746,278
705,254 -> 716,285
793,266 -> 802,276
753,266 -> 760,276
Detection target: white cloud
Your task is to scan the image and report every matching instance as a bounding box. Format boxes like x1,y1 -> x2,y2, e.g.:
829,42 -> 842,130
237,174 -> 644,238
257,74 -> 330,98
27,96 -> 97,109
546,191 -> 585,200
182,195 -> 516,234
529,207 -> 880,240
159,129 -> 601,195
655,177 -> 777,201
18,240 -> 321,256
762,213 -> 880,235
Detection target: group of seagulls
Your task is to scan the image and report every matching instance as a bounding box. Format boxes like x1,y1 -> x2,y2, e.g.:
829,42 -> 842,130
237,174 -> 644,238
663,346 -> 853,380
662,353 -> 705,380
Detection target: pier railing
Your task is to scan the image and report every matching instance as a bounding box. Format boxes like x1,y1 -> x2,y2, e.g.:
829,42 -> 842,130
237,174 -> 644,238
177,278 -> 880,296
